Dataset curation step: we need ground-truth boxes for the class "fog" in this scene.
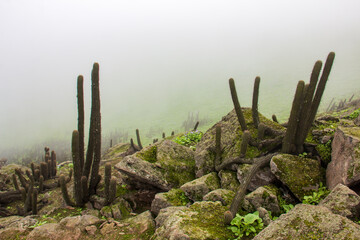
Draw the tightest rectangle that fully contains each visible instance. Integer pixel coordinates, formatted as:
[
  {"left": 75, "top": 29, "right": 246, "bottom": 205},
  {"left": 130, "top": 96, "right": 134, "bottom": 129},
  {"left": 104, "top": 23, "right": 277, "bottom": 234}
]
[{"left": 1, "top": 0, "right": 360, "bottom": 159}]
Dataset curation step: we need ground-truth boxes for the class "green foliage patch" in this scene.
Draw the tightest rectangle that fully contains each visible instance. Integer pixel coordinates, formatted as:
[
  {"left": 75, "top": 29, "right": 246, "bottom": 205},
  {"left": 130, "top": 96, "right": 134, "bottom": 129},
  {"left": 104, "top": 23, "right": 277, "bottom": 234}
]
[
  {"left": 228, "top": 211, "right": 264, "bottom": 239},
  {"left": 302, "top": 182, "right": 330, "bottom": 205},
  {"left": 174, "top": 130, "right": 203, "bottom": 148}
]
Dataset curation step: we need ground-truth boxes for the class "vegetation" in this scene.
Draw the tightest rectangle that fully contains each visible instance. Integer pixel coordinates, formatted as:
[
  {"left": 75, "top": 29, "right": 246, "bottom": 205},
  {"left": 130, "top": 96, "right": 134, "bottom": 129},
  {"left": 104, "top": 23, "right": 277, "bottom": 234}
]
[
  {"left": 302, "top": 182, "right": 330, "bottom": 205},
  {"left": 228, "top": 211, "right": 264, "bottom": 239},
  {"left": 174, "top": 130, "right": 203, "bottom": 148}
]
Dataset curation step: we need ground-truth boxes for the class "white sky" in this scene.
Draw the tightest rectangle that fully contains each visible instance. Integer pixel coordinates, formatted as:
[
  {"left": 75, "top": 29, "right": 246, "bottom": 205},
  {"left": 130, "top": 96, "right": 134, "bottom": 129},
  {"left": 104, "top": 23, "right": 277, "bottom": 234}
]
[{"left": 0, "top": 0, "right": 360, "bottom": 150}]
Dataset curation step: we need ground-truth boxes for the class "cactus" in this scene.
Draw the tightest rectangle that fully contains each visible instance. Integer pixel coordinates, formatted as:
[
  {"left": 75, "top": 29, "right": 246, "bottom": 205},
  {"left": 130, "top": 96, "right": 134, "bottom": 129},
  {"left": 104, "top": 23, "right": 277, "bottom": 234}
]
[
  {"left": 60, "top": 174, "right": 74, "bottom": 206},
  {"left": 40, "top": 162, "right": 48, "bottom": 181},
  {"left": 136, "top": 129, "right": 143, "bottom": 149},
  {"left": 77, "top": 75, "right": 85, "bottom": 171},
  {"left": 282, "top": 81, "right": 305, "bottom": 153},
  {"left": 72, "top": 130, "right": 83, "bottom": 207},
  {"left": 15, "top": 168, "right": 28, "bottom": 191},
  {"left": 229, "top": 78, "right": 247, "bottom": 131},
  {"left": 30, "top": 163, "right": 35, "bottom": 177},
  {"left": 214, "top": 126, "right": 222, "bottom": 167},
  {"left": 24, "top": 183, "right": 33, "bottom": 213},
  {"left": 107, "top": 177, "right": 117, "bottom": 204},
  {"left": 162, "top": 132, "right": 166, "bottom": 139},
  {"left": 272, "top": 114, "right": 278, "bottom": 123},
  {"left": 39, "top": 175, "right": 44, "bottom": 192},
  {"left": 193, "top": 121, "right": 199, "bottom": 131},
  {"left": 81, "top": 176, "right": 89, "bottom": 203},
  {"left": 252, "top": 76, "right": 260, "bottom": 128},
  {"left": 257, "top": 123, "right": 266, "bottom": 141},
  {"left": 26, "top": 170, "right": 35, "bottom": 185},
  {"left": 51, "top": 151, "right": 57, "bottom": 177},
  {"left": 12, "top": 174, "right": 19, "bottom": 191},
  {"left": 240, "top": 130, "right": 251, "bottom": 156},
  {"left": 32, "top": 189, "right": 38, "bottom": 215},
  {"left": 171, "top": 131, "right": 175, "bottom": 136}
]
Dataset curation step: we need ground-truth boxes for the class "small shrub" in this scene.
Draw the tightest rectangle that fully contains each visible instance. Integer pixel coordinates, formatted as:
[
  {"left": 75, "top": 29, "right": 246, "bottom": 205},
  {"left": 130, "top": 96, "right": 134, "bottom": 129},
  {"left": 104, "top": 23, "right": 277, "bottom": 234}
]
[
  {"left": 302, "top": 182, "right": 330, "bottom": 205},
  {"left": 174, "top": 130, "right": 203, "bottom": 147},
  {"left": 316, "top": 140, "right": 332, "bottom": 164},
  {"left": 228, "top": 211, "right": 264, "bottom": 239},
  {"left": 346, "top": 108, "right": 360, "bottom": 120}
]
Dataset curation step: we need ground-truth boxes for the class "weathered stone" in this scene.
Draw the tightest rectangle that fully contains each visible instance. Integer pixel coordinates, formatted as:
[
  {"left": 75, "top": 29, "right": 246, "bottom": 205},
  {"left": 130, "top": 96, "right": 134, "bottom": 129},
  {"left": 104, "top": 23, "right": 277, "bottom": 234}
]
[
  {"left": 254, "top": 204, "right": 360, "bottom": 240},
  {"left": 27, "top": 223, "right": 82, "bottom": 240},
  {"left": 326, "top": 126, "right": 360, "bottom": 190},
  {"left": 245, "top": 186, "right": 281, "bottom": 215},
  {"left": 114, "top": 140, "right": 195, "bottom": 191},
  {"left": 319, "top": 183, "right": 360, "bottom": 220},
  {"left": 355, "top": 114, "right": 360, "bottom": 126},
  {"left": 218, "top": 170, "right": 239, "bottom": 192},
  {"left": 89, "top": 195, "right": 107, "bottom": 210},
  {"left": 85, "top": 225, "right": 97, "bottom": 236},
  {"left": 59, "top": 214, "right": 104, "bottom": 232},
  {"left": 195, "top": 108, "right": 284, "bottom": 177},
  {"left": 151, "top": 192, "right": 173, "bottom": 216},
  {"left": 270, "top": 154, "right": 325, "bottom": 200},
  {"left": 180, "top": 172, "right": 220, "bottom": 201},
  {"left": 202, "top": 189, "right": 235, "bottom": 206},
  {"left": 0, "top": 216, "right": 37, "bottom": 230},
  {"left": 257, "top": 206, "right": 272, "bottom": 227},
  {"left": 100, "top": 222, "right": 115, "bottom": 235},
  {"left": 102, "top": 143, "right": 131, "bottom": 160},
  {"left": 100, "top": 198, "right": 132, "bottom": 220},
  {"left": 153, "top": 201, "right": 234, "bottom": 239},
  {"left": 237, "top": 165, "right": 276, "bottom": 192}
]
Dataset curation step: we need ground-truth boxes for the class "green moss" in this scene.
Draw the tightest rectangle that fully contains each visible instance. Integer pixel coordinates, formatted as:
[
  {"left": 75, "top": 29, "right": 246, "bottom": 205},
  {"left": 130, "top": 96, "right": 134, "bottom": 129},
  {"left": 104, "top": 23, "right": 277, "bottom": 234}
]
[
  {"left": 204, "top": 172, "right": 220, "bottom": 188},
  {"left": 315, "top": 140, "right": 332, "bottom": 164},
  {"left": 164, "top": 188, "right": 190, "bottom": 206},
  {"left": 345, "top": 108, "right": 360, "bottom": 120},
  {"left": 136, "top": 145, "right": 157, "bottom": 163},
  {"left": 106, "top": 144, "right": 130, "bottom": 158},
  {"left": 48, "top": 207, "right": 83, "bottom": 221}
]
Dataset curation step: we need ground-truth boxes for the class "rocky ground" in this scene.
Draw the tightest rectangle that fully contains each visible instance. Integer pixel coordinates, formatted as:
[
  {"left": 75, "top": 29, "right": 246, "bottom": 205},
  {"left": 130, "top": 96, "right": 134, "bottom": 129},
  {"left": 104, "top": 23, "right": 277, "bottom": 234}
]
[{"left": 0, "top": 99, "right": 360, "bottom": 240}]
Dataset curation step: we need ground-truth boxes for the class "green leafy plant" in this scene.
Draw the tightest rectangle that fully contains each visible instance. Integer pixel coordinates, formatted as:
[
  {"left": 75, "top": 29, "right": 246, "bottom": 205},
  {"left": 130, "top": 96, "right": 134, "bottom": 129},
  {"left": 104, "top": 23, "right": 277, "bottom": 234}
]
[
  {"left": 302, "top": 182, "right": 330, "bottom": 205},
  {"left": 298, "top": 152, "right": 308, "bottom": 158},
  {"left": 228, "top": 211, "right": 264, "bottom": 239},
  {"left": 28, "top": 220, "right": 48, "bottom": 229},
  {"left": 174, "top": 130, "right": 203, "bottom": 147},
  {"left": 316, "top": 140, "right": 332, "bottom": 163},
  {"left": 346, "top": 108, "right": 360, "bottom": 120},
  {"left": 282, "top": 204, "right": 294, "bottom": 213}
]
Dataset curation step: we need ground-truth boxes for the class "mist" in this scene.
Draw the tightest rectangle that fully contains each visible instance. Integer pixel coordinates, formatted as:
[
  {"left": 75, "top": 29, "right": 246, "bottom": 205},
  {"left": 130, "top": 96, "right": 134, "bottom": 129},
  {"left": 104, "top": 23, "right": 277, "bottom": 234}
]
[{"left": 1, "top": 0, "right": 360, "bottom": 160}]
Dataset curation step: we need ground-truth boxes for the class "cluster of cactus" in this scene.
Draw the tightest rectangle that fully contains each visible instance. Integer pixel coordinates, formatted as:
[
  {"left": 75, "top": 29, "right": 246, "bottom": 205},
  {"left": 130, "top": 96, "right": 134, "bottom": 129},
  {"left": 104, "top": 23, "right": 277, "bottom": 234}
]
[
  {"left": 222, "top": 52, "right": 335, "bottom": 224},
  {"left": 60, "top": 63, "right": 117, "bottom": 207}
]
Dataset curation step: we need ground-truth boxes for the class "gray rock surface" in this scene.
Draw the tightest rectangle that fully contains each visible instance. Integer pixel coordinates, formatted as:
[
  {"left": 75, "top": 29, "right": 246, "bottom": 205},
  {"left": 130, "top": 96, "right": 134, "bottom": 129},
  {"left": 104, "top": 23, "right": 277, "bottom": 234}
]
[
  {"left": 237, "top": 165, "right": 276, "bottom": 192},
  {"left": 218, "top": 170, "right": 239, "bottom": 192},
  {"left": 245, "top": 186, "right": 281, "bottom": 215},
  {"left": 180, "top": 172, "right": 221, "bottom": 201},
  {"left": 202, "top": 189, "right": 235, "bottom": 206}
]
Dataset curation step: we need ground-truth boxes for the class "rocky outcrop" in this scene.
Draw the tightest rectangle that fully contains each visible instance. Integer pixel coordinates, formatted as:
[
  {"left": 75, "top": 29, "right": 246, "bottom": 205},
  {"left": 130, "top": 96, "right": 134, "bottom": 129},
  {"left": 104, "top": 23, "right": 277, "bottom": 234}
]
[
  {"left": 270, "top": 154, "right": 325, "bottom": 200},
  {"left": 319, "top": 183, "right": 360, "bottom": 220},
  {"left": 180, "top": 172, "right": 221, "bottom": 201},
  {"left": 244, "top": 186, "right": 281, "bottom": 215},
  {"left": 203, "top": 189, "right": 235, "bottom": 206},
  {"left": 194, "top": 108, "right": 283, "bottom": 177},
  {"left": 100, "top": 198, "right": 132, "bottom": 220},
  {"left": 254, "top": 204, "right": 360, "bottom": 240},
  {"left": 153, "top": 201, "right": 234, "bottom": 239},
  {"left": 114, "top": 140, "right": 195, "bottom": 191},
  {"left": 151, "top": 189, "right": 190, "bottom": 216},
  {"left": 326, "top": 126, "right": 360, "bottom": 190},
  {"left": 218, "top": 170, "right": 239, "bottom": 192}
]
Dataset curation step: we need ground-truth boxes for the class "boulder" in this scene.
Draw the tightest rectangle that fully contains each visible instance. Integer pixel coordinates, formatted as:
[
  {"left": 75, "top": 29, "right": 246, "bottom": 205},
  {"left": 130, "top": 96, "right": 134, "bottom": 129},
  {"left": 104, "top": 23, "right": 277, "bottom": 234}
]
[
  {"left": 151, "top": 189, "right": 190, "bottom": 216},
  {"left": 218, "top": 170, "right": 239, "bottom": 192},
  {"left": 100, "top": 198, "right": 132, "bottom": 220},
  {"left": 153, "top": 201, "right": 234, "bottom": 239},
  {"left": 270, "top": 154, "right": 325, "bottom": 200},
  {"left": 244, "top": 186, "right": 281, "bottom": 215},
  {"left": 59, "top": 214, "right": 104, "bottom": 232},
  {"left": 27, "top": 223, "right": 82, "bottom": 240},
  {"left": 202, "top": 189, "right": 235, "bottom": 206},
  {"left": 195, "top": 108, "right": 284, "bottom": 177},
  {"left": 254, "top": 204, "right": 360, "bottom": 240},
  {"left": 180, "top": 172, "right": 221, "bottom": 201},
  {"left": 237, "top": 164, "right": 276, "bottom": 191},
  {"left": 114, "top": 140, "right": 195, "bottom": 191},
  {"left": 326, "top": 126, "right": 360, "bottom": 190},
  {"left": 319, "top": 183, "right": 360, "bottom": 220},
  {"left": 0, "top": 215, "right": 37, "bottom": 230}
]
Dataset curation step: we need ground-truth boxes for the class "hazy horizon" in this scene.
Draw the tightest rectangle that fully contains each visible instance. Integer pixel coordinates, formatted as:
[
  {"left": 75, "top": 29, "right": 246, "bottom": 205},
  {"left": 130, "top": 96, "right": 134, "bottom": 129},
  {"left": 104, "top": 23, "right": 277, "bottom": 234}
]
[{"left": 1, "top": 0, "right": 360, "bottom": 158}]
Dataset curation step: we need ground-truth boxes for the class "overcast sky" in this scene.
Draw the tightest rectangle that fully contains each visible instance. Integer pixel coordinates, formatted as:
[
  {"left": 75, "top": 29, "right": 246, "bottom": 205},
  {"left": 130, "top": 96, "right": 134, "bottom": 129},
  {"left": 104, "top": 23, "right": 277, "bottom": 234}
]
[{"left": 1, "top": 0, "right": 360, "bottom": 151}]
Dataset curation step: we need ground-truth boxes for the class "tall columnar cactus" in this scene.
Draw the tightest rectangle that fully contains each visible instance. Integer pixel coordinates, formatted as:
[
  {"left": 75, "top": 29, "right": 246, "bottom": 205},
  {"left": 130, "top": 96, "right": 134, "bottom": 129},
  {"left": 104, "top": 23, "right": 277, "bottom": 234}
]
[
  {"left": 252, "top": 76, "right": 260, "bottom": 128},
  {"left": 229, "top": 78, "right": 247, "bottom": 131},
  {"left": 240, "top": 130, "right": 251, "bottom": 156},
  {"left": 282, "top": 81, "right": 305, "bottom": 153},
  {"left": 40, "top": 162, "right": 48, "bottom": 181},
  {"left": 60, "top": 174, "right": 74, "bottom": 206},
  {"left": 104, "top": 163, "right": 111, "bottom": 203},
  {"left": 72, "top": 130, "right": 83, "bottom": 207},
  {"left": 107, "top": 177, "right": 117, "bottom": 204},
  {"left": 77, "top": 75, "right": 85, "bottom": 171},
  {"left": 12, "top": 174, "right": 19, "bottom": 191},
  {"left": 214, "top": 126, "right": 222, "bottom": 167},
  {"left": 257, "top": 123, "right": 266, "bottom": 141},
  {"left": 51, "top": 151, "right": 57, "bottom": 178},
  {"left": 32, "top": 189, "right": 38, "bottom": 215},
  {"left": 272, "top": 114, "right": 278, "bottom": 123},
  {"left": 193, "top": 121, "right": 199, "bottom": 131},
  {"left": 136, "top": 129, "right": 143, "bottom": 149}
]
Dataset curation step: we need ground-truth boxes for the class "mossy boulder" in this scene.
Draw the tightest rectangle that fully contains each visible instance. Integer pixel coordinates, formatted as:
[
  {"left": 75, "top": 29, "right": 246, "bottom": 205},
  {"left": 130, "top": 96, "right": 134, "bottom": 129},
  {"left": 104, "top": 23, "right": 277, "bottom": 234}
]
[
  {"left": 195, "top": 108, "right": 284, "bottom": 177},
  {"left": 153, "top": 201, "right": 234, "bottom": 239},
  {"left": 115, "top": 140, "right": 195, "bottom": 191},
  {"left": 151, "top": 189, "right": 190, "bottom": 216},
  {"left": 202, "top": 189, "right": 235, "bottom": 206},
  {"left": 254, "top": 204, "right": 360, "bottom": 240},
  {"left": 270, "top": 154, "right": 325, "bottom": 200},
  {"left": 180, "top": 172, "right": 221, "bottom": 201},
  {"left": 244, "top": 186, "right": 281, "bottom": 215},
  {"left": 326, "top": 126, "right": 360, "bottom": 189},
  {"left": 100, "top": 198, "right": 132, "bottom": 220},
  {"left": 218, "top": 170, "right": 239, "bottom": 192},
  {"left": 319, "top": 183, "right": 360, "bottom": 220},
  {"left": 237, "top": 164, "right": 276, "bottom": 191},
  {"left": 102, "top": 143, "right": 131, "bottom": 160}
]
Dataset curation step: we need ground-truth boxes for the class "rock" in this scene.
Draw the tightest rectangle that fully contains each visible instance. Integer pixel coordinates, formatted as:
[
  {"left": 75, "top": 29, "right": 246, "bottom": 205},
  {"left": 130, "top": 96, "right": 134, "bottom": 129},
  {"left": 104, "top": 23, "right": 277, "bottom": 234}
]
[
  {"left": 244, "top": 186, "right": 281, "bottom": 215},
  {"left": 100, "top": 222, "right": 116, "bottom": 235},
  {"left": 270, "top": 154, "right": 325, "bottom": 200},
  {"left": 100, "top": 198, "right": 132, "bottom": 220},
  {"left": 153, "top": 201, "right": 234, "bottom": 239},
  {"left": 237, "top": 165, "right": 276, "bottom": 192},
  {"left": 218, "top": 170, "right": 239, "bottom": 192},
  {"left": 27, "top": 223, "right": 82, "bottom": 240},
  {"left": 257, "top": 206, "right": 272, "bottom": 227},
  {"left": 0, "top": 215, "right": 37, "bottom": 230},
  {"left": 89, "top": 195, "right": 107, "bottom": 210},
  {"left": 59, "top": 214, "right": 104, "bottom": 232},
  {"left": 355, "top": 114, "right": 360, "bottom": 126},
  {"left": 85, "top": 225, "right": 97, "bottom": 236},
  {"left": 202, "top": 189, "right": 235, "bottom": 206},
  {"left": 180, "top": 172, "right": 221, "bottom": 201},
  {"left": 319, "top": 183, "right": 360, "bottom": 220},
  {"left": 102, "top": 143, "right": 131, "bottom": 160},
  {"left": 151, "top": 189, "right": 190, "bottom": 216},
  {"left": 253, "top": 204, "right": 360, "bottom": 240},
  {"left": 0, "top": 227, "right": 28, "bottom": 240},
  {"left": 115, "top": 140, "right": 195, "bottom": 191},
  {"left": 194, "top": 108, "right": 284, "bottom": 177},
  {"left": 326, "top": 126, "right": 360, "bottom": 189}
]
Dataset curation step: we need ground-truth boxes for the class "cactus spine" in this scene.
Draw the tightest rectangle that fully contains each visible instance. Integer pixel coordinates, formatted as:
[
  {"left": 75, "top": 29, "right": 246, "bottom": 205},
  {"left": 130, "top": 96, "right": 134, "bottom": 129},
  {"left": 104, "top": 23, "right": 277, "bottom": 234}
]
[
  {"left": 229, "top": 78, "right": 247, "bottom": 131},
  {"left": 252, "top": 76, "right": 260, "bottom": 128}
]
